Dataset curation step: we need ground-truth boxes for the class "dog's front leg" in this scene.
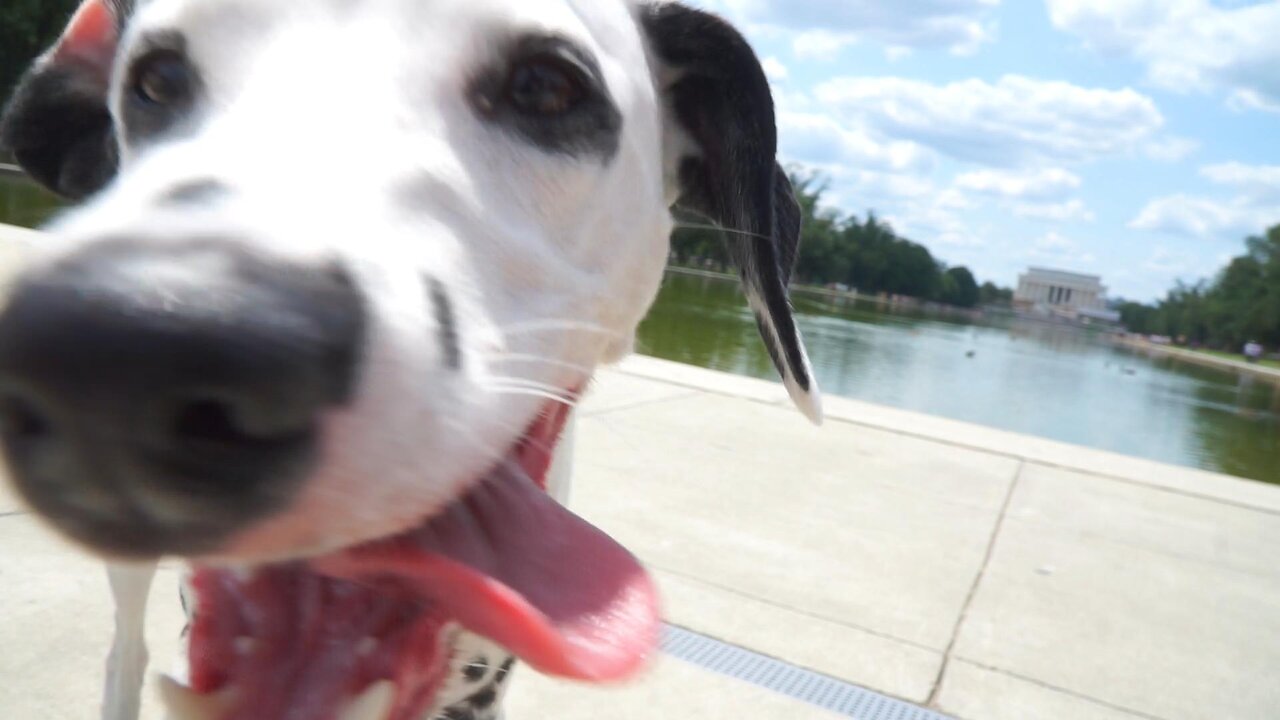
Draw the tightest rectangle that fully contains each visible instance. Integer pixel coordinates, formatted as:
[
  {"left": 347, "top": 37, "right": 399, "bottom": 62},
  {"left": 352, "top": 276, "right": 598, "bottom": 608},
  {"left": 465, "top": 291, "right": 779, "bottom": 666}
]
[{"left": 102, "top": 563, "right": 158, "bottom": 720}]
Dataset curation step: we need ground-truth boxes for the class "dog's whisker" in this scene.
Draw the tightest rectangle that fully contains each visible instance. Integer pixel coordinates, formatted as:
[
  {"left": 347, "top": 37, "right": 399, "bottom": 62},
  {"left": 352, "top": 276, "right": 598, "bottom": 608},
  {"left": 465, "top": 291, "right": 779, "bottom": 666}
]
[
  {"left": 672, "top": 220, "right": 772, "bottom": 242},
  {"left": 0, "top": 3, "right": 826, "bottom": 719},
  {"left": 482, "top": 386, "right": 579, "bottom": 410},
  {"left": 484, "top": 353, "right": 596, "bottom": 375},
  {"left": 497, "top": 319, "right": 621, "bottom": 340},
  {"left": 484, "top": 374, "right": 578, "bottom": 391},
  {"left": 485, "top": 388, "right": 578, "bottom": 408},
  {"left": 484, "top": 376, "right": 581, "bottom": 400}
]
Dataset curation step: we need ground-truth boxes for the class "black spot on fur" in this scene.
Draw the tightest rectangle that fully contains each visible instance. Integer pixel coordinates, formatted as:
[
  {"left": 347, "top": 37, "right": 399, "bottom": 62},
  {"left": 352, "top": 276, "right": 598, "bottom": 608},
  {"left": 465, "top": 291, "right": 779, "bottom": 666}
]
[
  {"left": 641, "top": 3, "right": 812, "bottom": 396},
  {"left": 161, "top": 178, "right": 227, "bottom": 205},
  {"left": 463, "top": 657, "right": 488, "bottom": 683},
  {"left": 427, "top": 277, "right": 461, "bottom": 370},
  {"left": 754, "top": 312, "right": 785, "bottom": 381},
  {"left": 470, "top": 687, "right": 498, "bottom": 710},
  {"left": 494, "top": 657, "right": 516, "bottom": 683}
]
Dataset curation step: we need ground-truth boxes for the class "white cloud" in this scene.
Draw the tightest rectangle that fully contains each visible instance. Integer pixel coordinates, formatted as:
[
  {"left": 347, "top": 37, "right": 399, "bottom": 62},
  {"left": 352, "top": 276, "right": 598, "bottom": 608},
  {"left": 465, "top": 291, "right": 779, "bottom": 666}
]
[
  {"left": 955, "top": 167, "right": 1082, "bottom": 200},
  {"left": 801, "top": 167, "right": 988, "bottom": 251},
  {"left": 777, "top": 111, "right": 934, "bottom": 172},
  {"left": 1046, "top": 0, "right": 1280, "bottom": 113},
  {"left": 791, "top": 30, "right": 853, "bottom": 61},
  {"left": 1143, "top": 246, "right": 1200, "bottom": 276},
  {"left": 950, "top": 169, "right": 1094, "bottom": 222},
  {"left": 1228, "top": 89, "right": 1280, "bottom": 114},
  {"left": 885, "top": 45, "right": 913, "bottom": 61},
  {"left": 761, "top": 56, "right": 789, "bottom": 81},
  {"left": 1029, "top": 231, "right": 1098, "bottom": 266},
  {"left": 852, "top": 170, "right": 937, "bottom": 200},
  {"left": 1144, "top": 136, "right": 1200, "bottom": 162},
  {"left": 932, "top": 231, "right": 989, "bottom": 248},
  {"left": 1015, "top": 199, "right": 1097, "bottom": 222},
  {"left": 887, "top": 203, "right": 989, "bottom": 249},
  {"left": 1201, "top": 162, "right": 1280, "bottom": 203},
  {"left": 1131, "top": 161, "right": 1280, "bottom": 238},
  {"left": 709, "top": 0, "right": 1001, "bottom": 55},
  {"left": 1129, "top": 194, "right": 1276, "bottom": 238},
  {"left": 814, "top": 75, "right": 1165, "bottom": 166},
  {"left": 1036, "top": 231, "right": 1076, "bottom": 251}
]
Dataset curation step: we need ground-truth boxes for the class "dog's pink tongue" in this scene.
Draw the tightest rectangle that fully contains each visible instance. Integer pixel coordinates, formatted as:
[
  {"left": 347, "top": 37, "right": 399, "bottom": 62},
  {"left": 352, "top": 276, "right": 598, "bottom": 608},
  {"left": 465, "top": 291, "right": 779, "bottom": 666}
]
[
  {"left": 185, "top": 400, "right": 659, "bottom": 719},
  {"left": 189, "top": 469, "right": 659, "bottom": 720},
  {"left": 322, "top": 464, "right": 661, "bottom": 682}
]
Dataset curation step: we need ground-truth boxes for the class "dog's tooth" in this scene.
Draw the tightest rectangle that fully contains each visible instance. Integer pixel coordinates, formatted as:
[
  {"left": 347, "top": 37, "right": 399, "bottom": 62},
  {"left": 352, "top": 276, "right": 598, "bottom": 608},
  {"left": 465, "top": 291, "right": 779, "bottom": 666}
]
[
  {"left": 158, "top": 676, "right": 234, "bottom": 720},
  {"left": 337, "top": 680, "right": 396, "bottom": 720},
  {"left": 230, "top": 566, "right": 257, "bottom": 582}
]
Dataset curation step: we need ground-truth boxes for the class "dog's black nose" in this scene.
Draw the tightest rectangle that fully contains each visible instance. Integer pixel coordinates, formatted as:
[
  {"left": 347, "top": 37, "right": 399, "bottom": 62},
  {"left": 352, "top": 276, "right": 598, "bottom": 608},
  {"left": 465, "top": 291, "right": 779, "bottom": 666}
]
[{"left": 0, "top": 240, "right": 365, "bottom": 558}]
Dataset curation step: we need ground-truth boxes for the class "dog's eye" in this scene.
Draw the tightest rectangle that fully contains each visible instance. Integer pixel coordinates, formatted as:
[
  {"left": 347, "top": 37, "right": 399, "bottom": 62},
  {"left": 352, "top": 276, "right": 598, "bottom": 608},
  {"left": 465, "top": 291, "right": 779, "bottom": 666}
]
[
  {"left": 506, "top": 54, "right": 587, "bottom": 116},
  {"left": 131, "top": 51, "right": 192, "bottom": 107},
  {"left": 472, "top": 38, "right": 620, "bottom": 156}
]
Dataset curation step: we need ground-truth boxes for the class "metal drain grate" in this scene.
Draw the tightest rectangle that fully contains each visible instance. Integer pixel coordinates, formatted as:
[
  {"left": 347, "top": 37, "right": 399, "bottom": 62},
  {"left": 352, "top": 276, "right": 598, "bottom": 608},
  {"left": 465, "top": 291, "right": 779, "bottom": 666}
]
[{"left": 661, "top": 625, "right": 954, "bottom": 720}]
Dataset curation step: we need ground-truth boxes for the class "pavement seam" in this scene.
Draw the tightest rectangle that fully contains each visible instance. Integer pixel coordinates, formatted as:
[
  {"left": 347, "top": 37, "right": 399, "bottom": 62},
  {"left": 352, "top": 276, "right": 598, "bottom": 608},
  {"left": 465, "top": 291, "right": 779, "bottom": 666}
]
[
  {"left": 650, "top": 563, "right": 941, "bottom": 654},
  {"left": 948, "top": 658, "right": 1172, "bottom": 720},
  {"left": 926, "top": 460, "right": 1021, "bottom": 707},
  {"left": 579, "top": 390, "right": 701, "bottom": 418},
  {"left": 617, "top": 368, "right": 1280, "bottom": 517},
  {"left": 0, "top": 510, "right": 26, "bottom": 519}
]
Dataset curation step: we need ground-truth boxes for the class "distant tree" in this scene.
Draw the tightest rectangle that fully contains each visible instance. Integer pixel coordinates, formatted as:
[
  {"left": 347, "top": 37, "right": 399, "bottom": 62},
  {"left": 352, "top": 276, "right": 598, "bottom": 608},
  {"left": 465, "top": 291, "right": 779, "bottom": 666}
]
[
  {"left": 1117, "top": 301, "right": 1156, "bottom": 331},
  {"left": 979, "top": 281, "right": 1013, "bottom": 306},
  {"left": 1, "top": 1, "right": 78, "bottom": 101},
  {"left": 669, "top": 217, "right": 729, "bottom": 269},
  {"left": 1123, "top": 223, "right": 1280, "bottom": 351},
  {"left": 940, "top": 266, "right": 980, "bottom": 308},
  {"left": 667, "top": 168, "right": 1006, "bottom": 307}
]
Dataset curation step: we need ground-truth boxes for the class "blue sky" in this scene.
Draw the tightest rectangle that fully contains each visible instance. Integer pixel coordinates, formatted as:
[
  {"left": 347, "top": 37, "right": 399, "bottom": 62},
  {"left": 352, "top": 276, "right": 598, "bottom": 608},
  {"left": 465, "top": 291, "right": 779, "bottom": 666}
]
[{"left": 694, "top": 0, "right": 1280, "bottom": 301}]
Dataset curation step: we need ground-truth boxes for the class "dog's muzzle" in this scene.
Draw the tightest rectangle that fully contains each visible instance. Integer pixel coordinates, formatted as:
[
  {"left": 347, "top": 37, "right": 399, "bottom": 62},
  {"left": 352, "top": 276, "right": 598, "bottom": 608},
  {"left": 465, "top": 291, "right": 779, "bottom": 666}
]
[{"left": 0, "top": 239, "right": 365, "bottom": 558}]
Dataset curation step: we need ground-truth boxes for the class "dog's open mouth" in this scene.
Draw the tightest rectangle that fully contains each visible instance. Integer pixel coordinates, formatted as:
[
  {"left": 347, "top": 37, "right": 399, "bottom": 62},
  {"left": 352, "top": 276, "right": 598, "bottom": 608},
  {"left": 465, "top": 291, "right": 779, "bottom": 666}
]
[{"left": 162, "top": 400, "right": 660, "bottom": 720}]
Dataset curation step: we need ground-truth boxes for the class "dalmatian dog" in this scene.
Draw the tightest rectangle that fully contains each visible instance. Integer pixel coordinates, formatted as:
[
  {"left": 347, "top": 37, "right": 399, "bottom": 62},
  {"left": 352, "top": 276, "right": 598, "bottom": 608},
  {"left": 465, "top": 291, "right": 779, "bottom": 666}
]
[{"left": 0, "top": 0, "right": 822, "bottom": 718}]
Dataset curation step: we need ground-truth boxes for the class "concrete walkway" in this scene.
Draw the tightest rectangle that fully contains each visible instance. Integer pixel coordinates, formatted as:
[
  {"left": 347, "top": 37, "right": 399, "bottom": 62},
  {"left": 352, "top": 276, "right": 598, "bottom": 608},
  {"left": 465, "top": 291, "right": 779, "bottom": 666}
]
[{"left": 1, "top": 355, "right": 1277, "bottom": 719}]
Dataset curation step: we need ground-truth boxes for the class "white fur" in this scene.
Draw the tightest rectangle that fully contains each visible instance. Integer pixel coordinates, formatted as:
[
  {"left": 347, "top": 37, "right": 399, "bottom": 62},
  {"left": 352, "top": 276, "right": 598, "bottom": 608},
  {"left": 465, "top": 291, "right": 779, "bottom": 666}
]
[
  {"left": 37, "top": 0, "right": 672, "bottom": 564},
  {"left": 16, "top": 2, "right": 818, "bottom": 718},
  {"left": 46, "top": 2, "right": 671, "bottom": 718}
]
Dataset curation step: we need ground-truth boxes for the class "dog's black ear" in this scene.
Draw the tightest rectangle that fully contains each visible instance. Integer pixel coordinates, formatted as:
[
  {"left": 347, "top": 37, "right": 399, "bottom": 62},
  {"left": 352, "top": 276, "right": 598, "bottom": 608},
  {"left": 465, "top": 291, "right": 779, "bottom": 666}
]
[
  {"left": 0, "top": 0, "right": 126, "bottom": 200},
  {"left": 641, "top": 3, "right": 822, "bottom": 424}
]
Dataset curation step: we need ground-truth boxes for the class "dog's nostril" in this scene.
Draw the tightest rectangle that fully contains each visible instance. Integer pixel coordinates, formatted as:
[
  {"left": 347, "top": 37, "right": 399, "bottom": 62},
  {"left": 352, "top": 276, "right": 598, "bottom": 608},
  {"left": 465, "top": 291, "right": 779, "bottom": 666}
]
[
  {"left": 169, "top": 395, "right": 314, "bottom": 447},
  {"left": 172, "top": 399, "right": 245, "bottom": 445},
  {"left": 0, "top": 395, "right": 51, "bottom": 441}
]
